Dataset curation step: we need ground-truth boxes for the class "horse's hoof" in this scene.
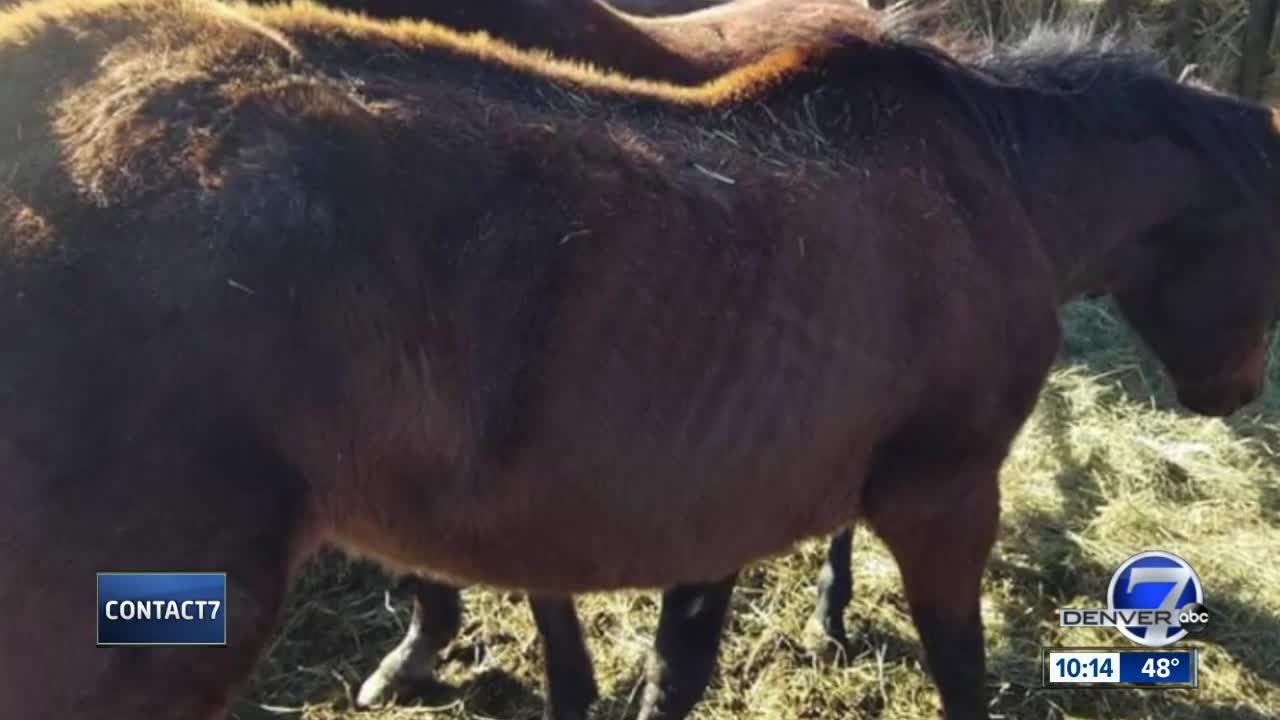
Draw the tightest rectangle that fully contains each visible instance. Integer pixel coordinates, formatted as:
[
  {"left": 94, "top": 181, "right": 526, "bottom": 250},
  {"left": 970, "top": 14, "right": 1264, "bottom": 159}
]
[
  {"left": 355, "top": 652, "right": 437, "bottom": 708},
  {"left": 227, "top": 701, "right": 297, "bottom": 720},
  {"left": 541, "top": 686, "right": 597, "bottom": 720},
  {"left": 355, "top": 671, "right": 398, "bottom": 709},
  {"left": 802, "top": 615, "right": 851, "bottom": 661}
]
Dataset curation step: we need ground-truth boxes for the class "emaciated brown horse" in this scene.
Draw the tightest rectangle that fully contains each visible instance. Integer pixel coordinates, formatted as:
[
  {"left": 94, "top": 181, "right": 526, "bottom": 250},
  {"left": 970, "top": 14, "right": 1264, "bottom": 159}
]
[
  {"left": 1, "top": 4, "right": 1277, "bottom": 720},
  {"left": 321, "top": 0, "right": 903, "bottom": 713}
]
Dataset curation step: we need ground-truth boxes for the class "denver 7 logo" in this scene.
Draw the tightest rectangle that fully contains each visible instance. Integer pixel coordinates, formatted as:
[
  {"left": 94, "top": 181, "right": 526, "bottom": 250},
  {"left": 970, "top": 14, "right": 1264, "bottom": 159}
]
[{"left": 1108, "top": 552, "right": 1204, "bottom": 647}]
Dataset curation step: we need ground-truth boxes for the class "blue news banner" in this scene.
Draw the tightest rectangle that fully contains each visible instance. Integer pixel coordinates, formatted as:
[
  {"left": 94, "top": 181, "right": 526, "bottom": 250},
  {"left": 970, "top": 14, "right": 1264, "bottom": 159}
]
[
  {"left": 1043, "top": 648, "right": 1197, "bottom": 688},
  {"left": 97, "top": 573, "right": 227, "bottom": 646}
]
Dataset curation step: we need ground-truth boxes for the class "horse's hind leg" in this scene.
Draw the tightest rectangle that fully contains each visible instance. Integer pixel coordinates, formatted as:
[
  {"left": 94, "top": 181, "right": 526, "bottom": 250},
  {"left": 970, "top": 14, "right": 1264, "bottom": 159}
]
[
  {"left": 636, "top": 572, "right": 738, "bottom": 720},
  {"left": 809, "top": 528, "right": 854, "bottom": 651},
  {"left": 528, "top": 595, "right": 598, "bottom": 720},
  {"left": 356, "top": 576, "right": 463, "bottom": 708},
  {"left": 865, "top": 463, "right": 999, "bottom": 720},
  {"left": 0, "top": 435, "right": 305, "bottom": 719}
]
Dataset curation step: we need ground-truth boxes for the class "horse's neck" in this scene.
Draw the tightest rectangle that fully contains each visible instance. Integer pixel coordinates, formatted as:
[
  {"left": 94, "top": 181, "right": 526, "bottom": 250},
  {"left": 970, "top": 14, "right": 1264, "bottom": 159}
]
[
  {"left": 450, "top": 0, "right": 604, "bottom": 45},
  {"left": 544, "top": 1, "right": 714, "bottom": 83},
  {"left": 346, "top": 0, "right": 621, "bottom": 59},
  {"left": 632, "top": 0, "right": 879, "bottom": 80},
  {"left": 1021, "top": 134, "right": 1207, "bottom": 301},
  {"left": 426, "top": 0, "right": 709, "bottom": 84}
]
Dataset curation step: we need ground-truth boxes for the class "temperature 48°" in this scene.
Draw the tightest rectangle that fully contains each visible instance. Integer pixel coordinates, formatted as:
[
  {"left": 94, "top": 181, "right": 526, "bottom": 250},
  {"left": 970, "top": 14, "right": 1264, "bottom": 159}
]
[{"left": 1141, "top": 657, "right": 1180, "bottom": 678}]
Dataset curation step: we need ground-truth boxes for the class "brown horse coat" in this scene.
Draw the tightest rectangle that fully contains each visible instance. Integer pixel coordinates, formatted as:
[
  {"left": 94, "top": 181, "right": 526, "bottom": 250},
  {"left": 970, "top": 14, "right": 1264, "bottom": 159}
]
[
  {"left": 2, "top": 0, "right": 1046, "bottom": 590},
  {"left": 3, "top": 1, "right": 1278, "bottom": 718}
]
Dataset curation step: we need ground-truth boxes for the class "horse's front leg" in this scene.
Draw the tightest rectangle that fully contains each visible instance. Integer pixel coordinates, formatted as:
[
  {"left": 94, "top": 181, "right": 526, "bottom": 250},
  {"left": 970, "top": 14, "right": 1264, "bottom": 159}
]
[
  {"left": 636, "top": 572, "right": 739, "bottom": 720},
  {"left": 528, "top": 595, "right": 598, "bottom": 720},
  {"left": 809, "top": 528, "right": 854, "bottom": 651},
  {"left": 356, "top": 576, "right": 463, "bottom": 708},
  {"left": 865, "top": 459, "right": 1000, "bottom": 720}
]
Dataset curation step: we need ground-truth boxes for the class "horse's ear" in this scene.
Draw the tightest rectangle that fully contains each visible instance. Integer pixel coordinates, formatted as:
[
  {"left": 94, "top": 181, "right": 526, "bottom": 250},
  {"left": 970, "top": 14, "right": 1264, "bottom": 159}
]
[{"left": 1272, "top": 107, "right": 1280, "bottom": 136}]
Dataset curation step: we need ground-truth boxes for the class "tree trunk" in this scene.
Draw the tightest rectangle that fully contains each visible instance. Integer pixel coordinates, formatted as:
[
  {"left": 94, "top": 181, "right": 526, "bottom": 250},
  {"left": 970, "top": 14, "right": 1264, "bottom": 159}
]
[{"left": 1239, "top": 0, "right": 1280, "bottom": 99}]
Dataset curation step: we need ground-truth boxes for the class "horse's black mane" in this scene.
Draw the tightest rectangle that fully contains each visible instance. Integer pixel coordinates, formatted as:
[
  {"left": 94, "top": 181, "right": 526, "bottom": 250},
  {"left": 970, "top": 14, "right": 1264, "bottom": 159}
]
[
  {"left": 973, "top": 26, "right": 1223, "bottom": 142},
  {"left": 879, "top": 17, "right": 1277, "bottom": 203}
]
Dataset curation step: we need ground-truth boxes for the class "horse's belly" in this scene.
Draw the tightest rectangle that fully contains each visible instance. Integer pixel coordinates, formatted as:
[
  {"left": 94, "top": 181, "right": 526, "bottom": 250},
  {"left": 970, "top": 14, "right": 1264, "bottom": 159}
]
[{"left": 390, "top": 444, "right": 868, "bottom": 593}]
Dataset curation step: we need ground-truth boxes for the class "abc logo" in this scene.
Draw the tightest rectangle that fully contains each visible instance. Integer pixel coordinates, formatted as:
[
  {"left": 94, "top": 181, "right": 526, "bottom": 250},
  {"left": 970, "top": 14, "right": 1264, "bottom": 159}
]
[
  {"left": 1108, "top": 551, "right": 1205, "bottom": 647},
  {"left": 1178, "top": 602, "right": 1211, "bottom": 632}
]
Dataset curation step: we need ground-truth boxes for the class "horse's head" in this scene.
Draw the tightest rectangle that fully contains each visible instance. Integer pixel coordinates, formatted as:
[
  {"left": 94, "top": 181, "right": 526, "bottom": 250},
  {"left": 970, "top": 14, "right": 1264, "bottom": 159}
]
[
  {"left": 1105, "top": 103, "right": 1280, "bottom": 417},
  {"left": 933, "top": 26, "right": 1280, "bottom": 416},
  {"left": 1110, "top": 193, "right": 1279, "bottom": 417}
]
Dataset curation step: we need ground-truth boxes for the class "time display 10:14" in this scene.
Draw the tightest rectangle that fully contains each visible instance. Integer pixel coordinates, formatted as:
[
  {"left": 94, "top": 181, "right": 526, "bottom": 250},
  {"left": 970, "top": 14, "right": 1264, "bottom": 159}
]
[{"left": 1047, "top": 651, "right": 1121, "bottom": 683}]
